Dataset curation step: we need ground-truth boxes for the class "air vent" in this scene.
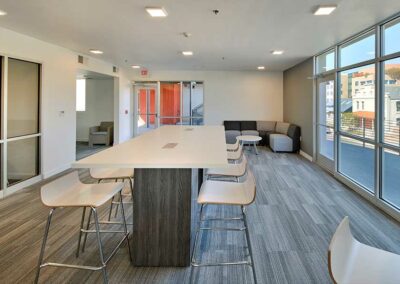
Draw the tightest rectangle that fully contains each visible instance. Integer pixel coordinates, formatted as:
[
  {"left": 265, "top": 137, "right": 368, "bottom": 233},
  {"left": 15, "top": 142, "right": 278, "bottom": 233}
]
[
  {"left": 78, "top": 55, "right": 84, "bottom": 64},
  {"left": 113, "top": 66, "right": 118, "bottom": 73}
]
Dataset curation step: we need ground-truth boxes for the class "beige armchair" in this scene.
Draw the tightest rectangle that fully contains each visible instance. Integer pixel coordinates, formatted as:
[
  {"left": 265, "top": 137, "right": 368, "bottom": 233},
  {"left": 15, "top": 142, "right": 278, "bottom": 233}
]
[{"left": 89, "top": 121, "right": 114, "bottom": 147}]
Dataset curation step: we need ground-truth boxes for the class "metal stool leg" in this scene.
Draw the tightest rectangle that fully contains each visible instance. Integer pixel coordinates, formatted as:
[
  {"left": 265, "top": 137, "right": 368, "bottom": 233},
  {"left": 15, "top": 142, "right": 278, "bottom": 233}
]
[
  {"left": 118, "top": 191, "right": 132, "bottom": 262},
  {"left": 35, "top": 208, "right": 55, "bottom": 284},
  {"left": 113, "top": 179, "right": 120, "bottom": 218},
  {"left": 242, "top": 206, "right": 257, "bottom": 284},
  {"left": 107, "top": 196, "right": 115, "bottom": 221},
  {"left": 82, "top": 208, "right": 93, "bottom": 253},
  {"left": 92, "top": 207, "right": 108, "bottom": 284},
  {"left": 76, "top": 207, "right": 86, "bottom": 257}
]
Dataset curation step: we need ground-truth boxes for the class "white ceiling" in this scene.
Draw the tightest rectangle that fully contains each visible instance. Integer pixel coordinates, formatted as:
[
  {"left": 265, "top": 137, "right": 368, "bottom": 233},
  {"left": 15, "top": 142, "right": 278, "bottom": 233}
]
[{"left": 0, "top": 0, "right": 400, "bottom": 71}]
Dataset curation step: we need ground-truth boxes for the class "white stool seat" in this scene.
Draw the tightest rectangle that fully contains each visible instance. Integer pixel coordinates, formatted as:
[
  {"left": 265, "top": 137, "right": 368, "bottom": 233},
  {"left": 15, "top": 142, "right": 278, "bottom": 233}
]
[
  {"left": 41, "top": 172, "right": 124, "bottom": 208},
  {"left": 207, "top": 155, "right": 247, "bottom": 178},
  {"left": 227, "top": 144, "right": 243, "bottom": 160},
  {"left": 329, "top": 216, "right": 400, "bottom": 284},
  {"left": 198, "top": 171, "right": 255, "bottom": 205},
  {"left": 90, "top": 168, "right": 134, "bottom": 180},
  {"left": 226, "top": 139, "right": 239, "bottom": 151}
]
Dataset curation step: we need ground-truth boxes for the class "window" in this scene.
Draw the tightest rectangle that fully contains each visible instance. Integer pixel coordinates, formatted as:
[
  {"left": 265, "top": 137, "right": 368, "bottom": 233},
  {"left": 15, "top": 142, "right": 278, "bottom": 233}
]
[
  {"left": 383, "top": 17, "right": 400, "bottom": 56},
  {"left": 383, "top": 58, "right": 400, "bottom": 146},
  {"left": 339, "top": 30, "right": 375, "bottom": 67},
  {"left": 339, "top": 136, "right": 375, "bottom": 192},
  {"left": 316, "top": 50, "right": 335, "bottom": 74},
  {"left": 381, "top": 148, "right": 400, "bottom": 208},
  {"left": 76, "top": 79, "right": 86, "bottom": 111},
  {"left": 339, "top": 65, "right": 375, "bottom": 140}
]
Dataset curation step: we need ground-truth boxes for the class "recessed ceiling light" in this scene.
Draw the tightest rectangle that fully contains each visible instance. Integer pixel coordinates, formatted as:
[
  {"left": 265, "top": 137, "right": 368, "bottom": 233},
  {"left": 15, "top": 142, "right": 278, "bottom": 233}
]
[
  {"left": 257, "top": 66, "right": 265, "bottom": 70},
  {"left": 182, "top": 51, "right": 193, "bottom": 56},
  {"left": 131, "top": 65, "right": 141, "bottom": 69},
  {"left": 271, "top": 50, "right": 284, "bottom": 55},
  {"left": 0, "top": 10, "right": 7, "bottom": 16},
  {"left": 146, "top": 7, "right": 168, "bottom": 17},
  {"left": 313, "top": 5, "right": 337, "bottom": 16},
  {"left": 89, "top": 49, "right": 103, "bottom": 54}
]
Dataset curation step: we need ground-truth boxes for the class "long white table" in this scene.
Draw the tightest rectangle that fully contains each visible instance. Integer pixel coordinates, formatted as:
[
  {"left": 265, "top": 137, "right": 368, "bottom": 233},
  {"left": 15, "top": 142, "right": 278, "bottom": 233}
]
[{"left": 72, "top": 125, "right": 228, "bottom": 267}]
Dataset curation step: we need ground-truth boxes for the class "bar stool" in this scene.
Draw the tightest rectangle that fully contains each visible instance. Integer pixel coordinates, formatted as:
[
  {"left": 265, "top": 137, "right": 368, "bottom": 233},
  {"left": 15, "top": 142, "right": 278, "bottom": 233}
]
[
  {"left": 191, "top": 171, "right": 257, "bottom": 284},
  {"left": 35, "top": 171, "right": 131, "bottom": 284},
  {"left": 227, "top": 144, "right": 243, "bottom": 163},
  {"left": 206, "top": 155, "right": 247, "bottom": 182},
  {"left": 89, "top": 168, "right": 134, "bottom": 220},
  {"left": 226, "top": 138, "right": 239, "bottom": 152}
]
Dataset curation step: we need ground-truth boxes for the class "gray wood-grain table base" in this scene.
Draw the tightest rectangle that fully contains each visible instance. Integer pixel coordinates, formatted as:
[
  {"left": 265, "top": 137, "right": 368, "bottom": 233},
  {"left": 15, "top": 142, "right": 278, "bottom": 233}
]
[{"left": 132, "top": 168, "right": 201, "bottom": 267}]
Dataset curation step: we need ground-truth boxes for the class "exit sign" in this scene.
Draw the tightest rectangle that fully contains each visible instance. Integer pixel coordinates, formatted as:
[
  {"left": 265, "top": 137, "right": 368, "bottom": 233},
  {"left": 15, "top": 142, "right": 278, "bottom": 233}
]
[{"left": 141, "top": 69, "right": 149, "bottom": 77}]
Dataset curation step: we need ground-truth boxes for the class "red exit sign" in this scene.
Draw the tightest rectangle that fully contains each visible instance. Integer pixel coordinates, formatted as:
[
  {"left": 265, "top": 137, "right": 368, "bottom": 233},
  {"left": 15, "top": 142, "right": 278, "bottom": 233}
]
[{"left": 140, "top": 69, "right": 149, "bottom": 77}]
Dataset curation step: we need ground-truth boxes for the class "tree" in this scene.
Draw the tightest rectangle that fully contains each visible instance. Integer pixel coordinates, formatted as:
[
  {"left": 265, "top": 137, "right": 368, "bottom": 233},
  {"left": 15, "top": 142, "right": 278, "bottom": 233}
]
[{"left": 386, "top": 67, "right": 400, "bottom": 81}]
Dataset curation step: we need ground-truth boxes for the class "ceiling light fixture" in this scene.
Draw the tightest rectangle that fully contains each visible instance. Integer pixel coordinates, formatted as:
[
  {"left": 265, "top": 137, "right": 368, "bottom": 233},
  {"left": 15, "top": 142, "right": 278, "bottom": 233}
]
[
  {"left": 182, "top": 51, "right": 193, "bottom": 56},
  {"left": 131, "top": 65, "right": 141, "bottom": 69},
  {"left": 271, "top": 50, "right": 284, "bottom": 55},
  {"left": 257, "top": 66, "right": 265, "bottom": 70},
  {"left": 146, "top": 7, "right": 168, "bottom": 17},
  {"left": 89, "top": 49, "right": 103, "bottom": 54},
  {"left": 313, "top": 5, "right": 337, "bottom": 16},
  {"left": 0, "top": 9, "right": 7, "bottom": 16}
]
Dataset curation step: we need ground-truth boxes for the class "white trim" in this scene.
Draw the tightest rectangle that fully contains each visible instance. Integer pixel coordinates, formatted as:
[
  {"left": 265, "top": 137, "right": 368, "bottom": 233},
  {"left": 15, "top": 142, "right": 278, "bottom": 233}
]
[
  {"left": 300, "top": 150, "right": 313, "bottom": 162},
  {"left": 42, "top": 162, "right": 71, "bottom": 179},
  {"left": 5, "top": 175, "right": 42, "bottom": 196}
]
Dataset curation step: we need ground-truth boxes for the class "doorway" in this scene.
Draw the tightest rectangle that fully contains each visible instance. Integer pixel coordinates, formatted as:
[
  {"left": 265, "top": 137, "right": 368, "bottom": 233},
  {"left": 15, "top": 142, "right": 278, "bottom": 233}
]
[
  {"left": 316, "top": 74, "right": 335, "bottom": 172},
  {"left": 136, "top": 83, "right": 158, "bottom": 135}
]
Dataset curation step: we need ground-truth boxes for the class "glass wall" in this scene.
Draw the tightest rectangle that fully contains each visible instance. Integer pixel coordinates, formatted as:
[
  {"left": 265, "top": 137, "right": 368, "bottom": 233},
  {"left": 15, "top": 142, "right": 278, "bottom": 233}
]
[{"left": 315, "top": 13, "right": 400, "bottom": 214}]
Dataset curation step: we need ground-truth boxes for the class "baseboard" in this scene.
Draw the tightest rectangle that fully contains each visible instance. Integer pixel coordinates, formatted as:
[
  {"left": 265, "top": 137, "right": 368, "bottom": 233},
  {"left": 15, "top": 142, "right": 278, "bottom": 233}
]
[
  {"left": 76, "top": 138, "right": 89, "bottom": 143},
  {"left": 299, "top": 150, "right": 313, "bottom": 162},
  {"left": 43, "top": 162, "right": 72, "bottom": 179}
]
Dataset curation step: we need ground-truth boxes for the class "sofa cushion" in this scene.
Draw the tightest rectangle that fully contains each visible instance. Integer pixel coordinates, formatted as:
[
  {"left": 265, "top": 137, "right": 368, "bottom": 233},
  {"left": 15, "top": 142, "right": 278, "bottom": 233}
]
[
  {"left": 257, "top": 121, "right": 276, "bottom": 132},
  {"left": 224, "top": 121, "right": 241, "bottom": 131},
  {"left": 270, "top": 134, "right": 293, "bottom": 152},
  {"left": 225, "top": 130, "right": 241, "bottom": 144},
  {"left": 241, "top": 130, "right": 259, "bottom": 136},
  {"left": 240, "top": 121, "right": 257, "bottom": 131},
  {"left": 275, "top": 122, "right": 290, "bottom": 134}
]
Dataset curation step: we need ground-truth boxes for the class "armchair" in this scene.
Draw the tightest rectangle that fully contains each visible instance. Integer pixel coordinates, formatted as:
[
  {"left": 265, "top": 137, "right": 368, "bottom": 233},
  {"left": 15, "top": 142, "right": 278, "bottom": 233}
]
[{"left": 89, "top": 121, "right": 114, "bottom": 147}]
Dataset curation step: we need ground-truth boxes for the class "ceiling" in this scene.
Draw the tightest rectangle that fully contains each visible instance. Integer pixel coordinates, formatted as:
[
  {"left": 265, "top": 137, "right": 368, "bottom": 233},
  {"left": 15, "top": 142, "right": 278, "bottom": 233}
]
[{"left": 0, "top": 0, "right": 400, "bottom": 71}]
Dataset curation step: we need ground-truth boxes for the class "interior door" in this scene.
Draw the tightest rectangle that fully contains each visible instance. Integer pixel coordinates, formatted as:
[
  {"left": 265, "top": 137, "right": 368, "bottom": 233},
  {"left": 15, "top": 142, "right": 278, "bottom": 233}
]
[
  {"left": 136, "top": 84, "right": 157, "bottom": 135},
  {"left": 316, "top": 74, "right": 335, "bottom": 172}
]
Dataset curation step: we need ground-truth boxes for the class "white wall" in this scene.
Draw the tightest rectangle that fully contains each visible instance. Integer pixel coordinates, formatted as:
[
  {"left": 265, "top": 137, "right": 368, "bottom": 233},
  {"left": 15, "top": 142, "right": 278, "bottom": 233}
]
[
  {"left": 130, "top": 70, "right": 283, "bottom": 134},
  {"left": 0, "top": 26, "right": 131, "bottom": 181},
  {"left": 76, "top": 78, "right": 114, "bottom": 142}
]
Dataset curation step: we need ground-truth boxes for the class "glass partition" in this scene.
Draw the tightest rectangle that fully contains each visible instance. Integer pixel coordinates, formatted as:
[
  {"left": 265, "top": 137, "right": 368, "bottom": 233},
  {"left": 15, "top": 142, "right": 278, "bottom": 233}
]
[
  {"left": 339, "top": 30, "right": 375, "bottom": 67},
  {"left": 316, "top": 50, "right": 335, "bottom": 74},
  {"left": 383, "top": 17, "right": 400, "bottom": 56}
]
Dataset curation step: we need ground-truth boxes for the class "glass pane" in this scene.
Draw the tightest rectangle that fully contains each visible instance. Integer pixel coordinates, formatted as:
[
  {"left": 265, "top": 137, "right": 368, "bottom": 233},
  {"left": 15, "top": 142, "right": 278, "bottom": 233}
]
[
  {"left": 182, "top": 82, "right": 191, "bottom": 118},
  {"left": 383, "top": 57, "right": 400, "bottom": 147},
  {"left": 8, "top": 58, "right": 40, "bottom": 138},
  {"left": 339, "top": 30, "right": 375, "bottom": 67},
  {"left": 76, "top": 79, "right": 86, "bottom": 111},
  {"left": 160, "top": 82, "right": 181, "bottom": 125},
  {"left": 316, "top": 50, "right": 335, "bottom": 73},
  {"left": 318, "top": 125, "right": 334, "bottom": 160},
  {"left": 384, "top": 17, "right": 400, "bottom": 56},
  {"left": 318, "top": 78, "right": 334, "bottom": 127},
  {"left": 191, "top": 82, "right": 204, "bottom": 117},
  {"left": 7, "top": 137, "right": 39, "bottom": 186},
  {"left": 339, "top": 136, "right": 375, "bottom": 191},
  {"left": 339, "top": 65, "right": 375, "bottom": 139},
  {"left": 138, "top": 89, "right": 147, "bottom": 126},
  {"left": 382, "top": 148, "right": 400, "bottom": 208}
]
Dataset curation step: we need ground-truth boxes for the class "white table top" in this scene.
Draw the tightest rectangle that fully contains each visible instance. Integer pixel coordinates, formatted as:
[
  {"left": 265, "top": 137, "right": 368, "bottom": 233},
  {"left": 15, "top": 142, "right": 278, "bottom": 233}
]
[
  {"left": 72, "top": 125, "right": 229, "bottom": 169},
  {"left": 237, "top": 135, "right": 262, "bottom": 142}
]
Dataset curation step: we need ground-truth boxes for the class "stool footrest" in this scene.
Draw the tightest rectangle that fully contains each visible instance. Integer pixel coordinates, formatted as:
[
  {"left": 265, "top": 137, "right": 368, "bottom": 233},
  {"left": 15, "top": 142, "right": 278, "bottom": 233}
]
[
  {"left": 191, "top": 260, "right": 251, "bottom": 267},
  {"left": 81, "top": 229, "right": 126, "bottom": 234},
  {"left": 200, "top": 227, "right": 246, "bottom": 231},
  {"left": 41, "top": 262, "right": 104, "bottom": 271}
]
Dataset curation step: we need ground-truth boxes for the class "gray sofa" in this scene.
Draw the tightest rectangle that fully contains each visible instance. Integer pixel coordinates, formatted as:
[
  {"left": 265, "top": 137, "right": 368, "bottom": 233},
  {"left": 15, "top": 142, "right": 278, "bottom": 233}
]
[{"left": 223, "top": 120, "right": 301, "bottom": 153}]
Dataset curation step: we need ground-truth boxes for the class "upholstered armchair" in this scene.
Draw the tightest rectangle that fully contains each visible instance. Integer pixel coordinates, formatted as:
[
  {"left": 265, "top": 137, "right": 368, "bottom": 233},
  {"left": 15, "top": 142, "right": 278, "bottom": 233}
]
[{"left": 89, "top": 121, "right": 114, "bottom": 147}]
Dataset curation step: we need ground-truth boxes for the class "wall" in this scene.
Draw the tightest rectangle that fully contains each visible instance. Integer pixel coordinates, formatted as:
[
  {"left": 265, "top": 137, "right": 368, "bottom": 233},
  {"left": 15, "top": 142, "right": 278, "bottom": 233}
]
[
  {"left": 0, "top": 26, "right": 131, "bottom": 181},
  {"left": 131, "top": 70, "right": 283, "bottom": 135},
  {"left": 76, "top": 78, "right": 114, "bottom": 142},
  {"left": 283, "top": 58, "right": 314, "bottom": 156}
]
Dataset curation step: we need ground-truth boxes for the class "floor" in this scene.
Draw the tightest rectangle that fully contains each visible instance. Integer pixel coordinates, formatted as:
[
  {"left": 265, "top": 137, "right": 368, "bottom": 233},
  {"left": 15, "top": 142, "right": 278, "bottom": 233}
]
[
  {"left": 76, "top": 141, "right": 110, "bottom": 160},
  {"left": 1, "top": 147, "right": 400, "bottom": 283}
]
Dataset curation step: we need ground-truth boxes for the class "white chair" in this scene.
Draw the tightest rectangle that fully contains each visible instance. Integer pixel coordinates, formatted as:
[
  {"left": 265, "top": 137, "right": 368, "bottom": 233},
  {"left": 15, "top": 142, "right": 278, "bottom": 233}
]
[
  {"left": 226, "top": 138, "right": 239, "bottom": 152},
  {"left": 89, "top": 168, "right": 134, "bottom": 220},
  {"left": 191, "top": 171, "right": 257, "bottom": 284},
  {"left": 227, "top": 144, "right": 243, "bottom": 163},
  {"left": 328, "top": 216, "right": 400, "bottom": 284},
  {"left": 206, "top": 155, "right": 247, "bottom": 182},
  {"left": 35, "top": 171, "right": 131, "bottom": 284}
]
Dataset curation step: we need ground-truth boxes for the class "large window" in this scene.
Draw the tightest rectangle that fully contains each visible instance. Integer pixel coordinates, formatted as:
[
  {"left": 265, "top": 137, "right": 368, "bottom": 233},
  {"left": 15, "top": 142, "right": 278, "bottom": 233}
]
[{"left": 314, "top": 14, "right": 400, "bottom": 215}]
